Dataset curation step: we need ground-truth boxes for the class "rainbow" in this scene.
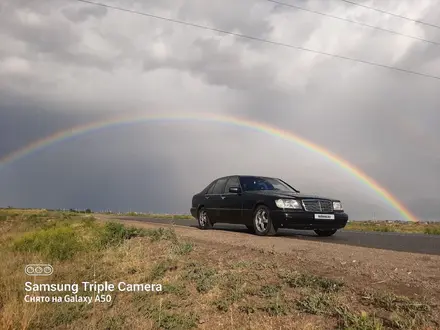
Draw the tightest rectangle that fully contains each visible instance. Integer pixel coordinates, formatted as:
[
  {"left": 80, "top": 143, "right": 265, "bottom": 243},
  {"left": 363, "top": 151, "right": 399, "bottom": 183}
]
[{"left": 0, "top": 112, "right": 419, "bottom": 222}]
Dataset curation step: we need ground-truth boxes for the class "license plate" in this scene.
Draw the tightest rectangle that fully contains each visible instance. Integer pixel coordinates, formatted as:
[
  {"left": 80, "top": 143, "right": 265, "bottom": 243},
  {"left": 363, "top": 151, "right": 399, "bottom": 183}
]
[{"left": 314, "top": 214, "right": 335, "bottom": 220}]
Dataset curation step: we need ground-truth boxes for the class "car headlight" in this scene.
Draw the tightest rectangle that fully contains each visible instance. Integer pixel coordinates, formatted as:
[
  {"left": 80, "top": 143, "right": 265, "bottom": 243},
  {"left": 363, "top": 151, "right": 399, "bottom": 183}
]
[
  {"left": 333, "top": 201, "right": 343, "bottom": 211},
  {"left": 275, "top": 199, "right": 302, "bottom": 209}
]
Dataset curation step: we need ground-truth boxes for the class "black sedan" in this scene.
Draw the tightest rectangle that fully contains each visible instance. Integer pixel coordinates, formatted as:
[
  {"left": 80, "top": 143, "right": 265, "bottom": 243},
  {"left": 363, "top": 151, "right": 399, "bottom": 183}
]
[{"left": 190, "top": 175, "right": 349, "bottom": 236}]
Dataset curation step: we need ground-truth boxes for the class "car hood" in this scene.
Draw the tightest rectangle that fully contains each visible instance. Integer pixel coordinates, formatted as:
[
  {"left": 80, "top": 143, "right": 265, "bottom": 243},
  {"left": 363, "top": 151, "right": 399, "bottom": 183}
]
[{"left": 249, "top": 190, "right": 337, "bottom": 201}]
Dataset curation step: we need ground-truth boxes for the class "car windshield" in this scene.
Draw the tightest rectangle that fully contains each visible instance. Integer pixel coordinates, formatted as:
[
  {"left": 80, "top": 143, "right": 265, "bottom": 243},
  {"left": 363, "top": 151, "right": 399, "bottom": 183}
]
[{"left": 239, "top": 177, "right": 297, "bottom": 192}]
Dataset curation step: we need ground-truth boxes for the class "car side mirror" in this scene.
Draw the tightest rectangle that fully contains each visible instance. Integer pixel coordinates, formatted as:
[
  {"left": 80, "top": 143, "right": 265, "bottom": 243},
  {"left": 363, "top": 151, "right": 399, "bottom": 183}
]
[{"left": 229, "top": 186, "right": 242, "bottom": 194}]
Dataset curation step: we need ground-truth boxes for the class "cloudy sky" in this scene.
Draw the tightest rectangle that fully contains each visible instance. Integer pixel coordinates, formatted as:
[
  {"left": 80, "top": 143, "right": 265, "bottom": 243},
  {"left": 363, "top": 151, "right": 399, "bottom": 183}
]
[{"left": 0, "top": 0, "right": 439, "bottom": 221}]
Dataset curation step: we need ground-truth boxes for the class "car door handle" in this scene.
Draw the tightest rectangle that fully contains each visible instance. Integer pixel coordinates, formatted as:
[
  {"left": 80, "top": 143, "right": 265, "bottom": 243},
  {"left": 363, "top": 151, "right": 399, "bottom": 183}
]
[
  {"left": 205, "top": 196, "right": 210, "bottom": 199},
  {"left": 221, "top": 196, "right": 226, "bottom": 200}
]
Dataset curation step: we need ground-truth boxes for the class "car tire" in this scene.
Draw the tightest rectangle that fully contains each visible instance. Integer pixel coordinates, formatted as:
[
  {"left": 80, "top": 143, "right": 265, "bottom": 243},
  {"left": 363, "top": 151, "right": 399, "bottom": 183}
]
[
  {"left": 314, "top": 229, "right": 337, "bottom": 237},
  {"left": 253, "top": 205, "right": 277, "bottom": 236},
  {"left": 197, "top": 207, "right": 213, "bottom": 230}
]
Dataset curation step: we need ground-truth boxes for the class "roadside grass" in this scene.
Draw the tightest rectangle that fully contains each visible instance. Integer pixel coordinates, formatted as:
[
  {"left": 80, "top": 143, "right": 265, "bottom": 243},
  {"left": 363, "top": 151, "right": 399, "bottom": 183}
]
[
  {"left": 13, "top": 225, "right": 85, "bottom": 261},
  {"left": 296, "top": 292, "right": 338, "bottom": 315},
  {"left": 424, "top": 227, "right": 440, "bottom": 235},
  {"left": 0, "top": 208, "right": 438, "bottom": 330},
  {"left": 335, "top": 307, "right": 384, "bottom": 330},
  {"left": 345, "top": 221, "right": 440, "bottom": 235},
  {"left": 120, "top": 211, "right": 193, "bottom": 220},
  {"left": 360, "top": 290, "right": 434, "bottom": 330},
  {"left": 279, "top": 270, "right": 344, "bottom": 293},
  {"left": 184, "top": 262, "right": 217, "bottom": 293}
]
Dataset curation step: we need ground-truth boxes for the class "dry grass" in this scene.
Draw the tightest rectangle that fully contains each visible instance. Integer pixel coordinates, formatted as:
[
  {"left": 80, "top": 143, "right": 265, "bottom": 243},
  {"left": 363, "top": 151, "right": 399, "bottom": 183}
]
[{"left": 0, "top": 209, "right": 439, "bottom": 330}]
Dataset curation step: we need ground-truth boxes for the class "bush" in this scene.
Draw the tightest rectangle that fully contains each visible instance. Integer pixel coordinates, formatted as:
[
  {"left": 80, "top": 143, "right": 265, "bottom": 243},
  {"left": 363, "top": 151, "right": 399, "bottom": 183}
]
[
  {"left": 97, "top": 222, "right": 177, "bottom": 248},
  {"left": 147, "top": 227, "right": 178, "bottom": 243},
  {"left": 22, "top": 214, "right": 46, "bottom": 227},
  {"left": 424, "top": 227, "right": 440, "bottom": 235},
  {"left": 80, "top": 216, "right": 97, "bottom": 227},
  {"left": 98, "top": 222, "right": 139, "bottom": 247},
  {"left": 13, "top": 226, "right": 84, "bottom": 261},
  {"left": 172, "top": 242, "right": 193, "bottom": 255}
]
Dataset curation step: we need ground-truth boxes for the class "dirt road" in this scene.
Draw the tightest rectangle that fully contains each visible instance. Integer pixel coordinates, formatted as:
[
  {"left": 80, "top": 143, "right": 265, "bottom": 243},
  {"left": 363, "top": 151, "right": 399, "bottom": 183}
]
[{"left": 97, "top": 215, "right": 440, "bottom": 302}]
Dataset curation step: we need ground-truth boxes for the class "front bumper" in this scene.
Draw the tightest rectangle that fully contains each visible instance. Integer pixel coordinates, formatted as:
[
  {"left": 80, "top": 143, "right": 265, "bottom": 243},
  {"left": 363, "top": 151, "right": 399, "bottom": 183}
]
[{"left": 270, "top": 210, "right": 348, "bottom": 230}]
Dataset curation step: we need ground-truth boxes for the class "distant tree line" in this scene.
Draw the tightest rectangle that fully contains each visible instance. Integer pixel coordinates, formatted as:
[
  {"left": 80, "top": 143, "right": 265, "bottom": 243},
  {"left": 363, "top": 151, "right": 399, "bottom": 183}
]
[
  {"left": 46, "top": 208, "right": 93, "bottom": 214},
  {"left": 67, "top": 208, "right": 92, "bottom": 214}
]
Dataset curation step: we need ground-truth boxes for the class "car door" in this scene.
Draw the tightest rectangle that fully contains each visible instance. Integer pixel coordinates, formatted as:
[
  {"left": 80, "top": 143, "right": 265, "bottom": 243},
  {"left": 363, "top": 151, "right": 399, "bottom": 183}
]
[
  {"left": 208, "top": 177, "right": 228, "bottom": 223},
  {"left": 202, "top": 180, "right": 217, "bottom": 219},
  {"left": 219, "top": 176, "right": 243, "bottom": 224}
]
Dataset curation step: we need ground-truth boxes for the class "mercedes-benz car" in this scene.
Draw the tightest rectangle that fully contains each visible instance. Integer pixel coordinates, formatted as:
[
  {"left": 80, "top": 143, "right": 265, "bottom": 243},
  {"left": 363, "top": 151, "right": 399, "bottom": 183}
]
[{"left": 190, "top": 175, "right": 349, "bottom": 236}]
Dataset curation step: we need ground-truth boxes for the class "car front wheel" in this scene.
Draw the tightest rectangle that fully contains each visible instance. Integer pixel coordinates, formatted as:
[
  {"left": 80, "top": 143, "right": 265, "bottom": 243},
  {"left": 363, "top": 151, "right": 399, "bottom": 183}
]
[
  {"left": 314, "top": 229, "right": 337, "bottom": 237},
  {"left": 198, "top": 208, "right": 213, "bottom": 230},
  {"left": 253, "top": 205, "right": 277, "bottom": 236}
]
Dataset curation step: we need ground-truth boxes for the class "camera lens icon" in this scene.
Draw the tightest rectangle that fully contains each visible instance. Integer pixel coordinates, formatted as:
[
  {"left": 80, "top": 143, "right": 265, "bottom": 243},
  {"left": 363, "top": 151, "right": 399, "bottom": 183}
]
[
  {"left": 25, "top": 266, "right": 34, "bottom": 274},
  {"left": 25, "top": 264, "right": 53, "bottom": 276}
]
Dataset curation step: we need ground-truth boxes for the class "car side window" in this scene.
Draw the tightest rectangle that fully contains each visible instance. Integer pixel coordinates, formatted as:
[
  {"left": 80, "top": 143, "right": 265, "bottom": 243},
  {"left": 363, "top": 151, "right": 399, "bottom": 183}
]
[
  {"left": 212, "top": 178, "right": 227, "bottom": 194},
  {"left": 239, "top": 177, "right": 254, "bottom": 191},
  {"left": 206, "top": 181, "right": 217, "bottom": 194},
  {"left": 224, "top": 176, "right": 240, "bottom": 193}
]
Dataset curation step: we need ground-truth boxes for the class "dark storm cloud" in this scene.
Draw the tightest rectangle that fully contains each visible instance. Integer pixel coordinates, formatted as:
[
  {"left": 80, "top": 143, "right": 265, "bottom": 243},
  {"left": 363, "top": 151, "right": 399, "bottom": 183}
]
[
  {"left": 406, "top": 198, "right": 440, "bottom": 221},
  {"left": 0, "top": 130, "right": 183, "bottom": 213},
  {"left": 0, "top": 0, "right": 439, "bottom": 221},
  {"left": 0, "top": 92, "right": 110, "bottom": 156}
]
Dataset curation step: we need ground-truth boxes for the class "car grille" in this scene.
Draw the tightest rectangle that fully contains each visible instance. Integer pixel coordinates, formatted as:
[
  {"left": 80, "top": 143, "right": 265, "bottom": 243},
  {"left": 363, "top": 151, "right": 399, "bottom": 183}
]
[{"left": 302, "top": 199, "right": 333, "bottom": 213}]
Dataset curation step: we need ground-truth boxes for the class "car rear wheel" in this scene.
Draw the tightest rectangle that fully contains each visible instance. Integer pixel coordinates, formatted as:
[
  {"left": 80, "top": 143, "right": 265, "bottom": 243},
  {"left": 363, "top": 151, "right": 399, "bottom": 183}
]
[
  {"left": 314, "top": 229, "right": 337, "bottom": 237},
  {"left": 253, "top": 205, "right": 277, "bottom": 236},
  {"left": 198, "top": 208, "right": 213, "bottom": 230}
]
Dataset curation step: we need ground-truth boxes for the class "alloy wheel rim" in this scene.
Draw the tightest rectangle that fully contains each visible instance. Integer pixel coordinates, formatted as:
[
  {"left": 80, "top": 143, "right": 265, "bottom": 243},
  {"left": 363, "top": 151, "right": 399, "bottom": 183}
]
[
  {"left": 255, "top": 209, "right": 269, "bottom": 232},
  {"left": 199, "top": 210, "right": 207, "bottom": 227}
]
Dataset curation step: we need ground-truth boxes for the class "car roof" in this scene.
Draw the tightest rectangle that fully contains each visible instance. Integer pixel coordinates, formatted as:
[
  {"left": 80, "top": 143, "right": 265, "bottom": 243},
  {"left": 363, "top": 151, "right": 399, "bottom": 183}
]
[{"left": 213, "top": 175, "right": 279, "bottom": 180}]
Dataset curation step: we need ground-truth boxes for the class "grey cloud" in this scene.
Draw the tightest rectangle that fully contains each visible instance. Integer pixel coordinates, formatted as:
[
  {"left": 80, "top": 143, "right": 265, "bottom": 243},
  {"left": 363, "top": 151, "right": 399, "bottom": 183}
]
[
  {"left": 395, "top": 42, "right": 440, "bottom": 73},
  {"left": 62, "top": 4, "right": 107, "bottom": 23},
  {"left": 0, "top": 0, "right": 116, "bottom": 72},
  {"left": 177, "top": 0, "right": 274, "bottom": 39},
  {"left": 185, "top": 39, "right": 278, "bottom": 91}
]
